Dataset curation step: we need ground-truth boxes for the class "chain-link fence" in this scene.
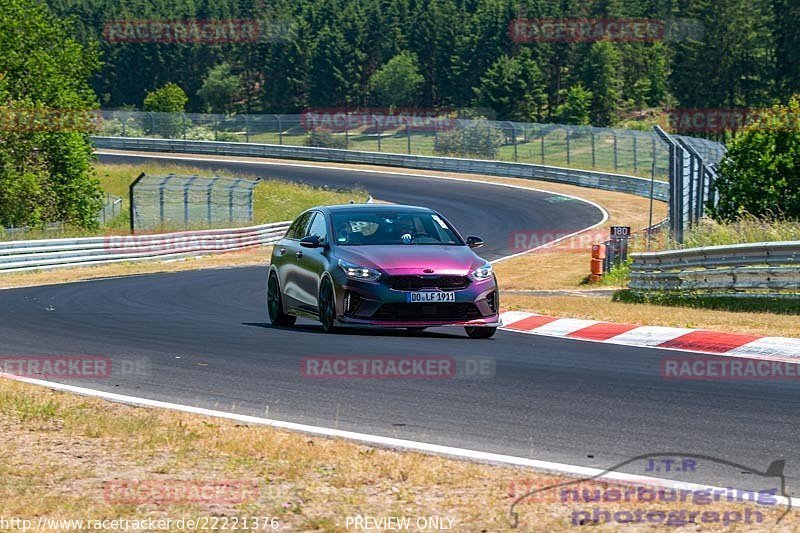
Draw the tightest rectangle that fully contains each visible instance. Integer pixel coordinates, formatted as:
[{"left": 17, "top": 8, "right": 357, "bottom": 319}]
[
  {"left": 129, "top": 173, "right": 260, "bottom": 232},
  {"left": 99, "top": 111, "right": 725, "bottom": 181}
]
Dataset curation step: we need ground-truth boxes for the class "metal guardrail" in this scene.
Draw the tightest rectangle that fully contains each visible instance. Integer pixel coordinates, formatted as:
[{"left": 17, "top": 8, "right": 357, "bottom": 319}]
[
  {"left": 629, "top": 241, "right": 800, "bottom": 295},
  {"left": 92, "top": 136, "right": 670, "bottom": 202},
  {"left": 0, "top": 221, "right": 291, "bottom": 273},
  {"left": 98, "top": 110, "right": 685, "bottom": 181}
]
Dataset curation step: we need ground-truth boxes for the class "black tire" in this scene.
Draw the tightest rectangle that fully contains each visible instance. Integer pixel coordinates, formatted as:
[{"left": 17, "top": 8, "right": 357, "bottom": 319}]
[
  {"left": 464, "top": 326, "right": 497, "bottom": 339},
  {"left": 267, "top": 272, "right": 296, "bottom": 327},
  {"left": 406, "top": 327, "right": 428, "bottom": 334},
  {"left": 318, "top": 278, "right": 338, "bottom": 333}
]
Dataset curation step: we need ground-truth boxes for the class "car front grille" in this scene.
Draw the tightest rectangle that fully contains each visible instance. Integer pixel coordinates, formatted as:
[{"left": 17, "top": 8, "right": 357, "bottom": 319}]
[
  {"left": 372, "top": 303, "right": 482, "bottom": 321},
  {"left": 386, "top": 275, "right": 470, "bottom": 291}
]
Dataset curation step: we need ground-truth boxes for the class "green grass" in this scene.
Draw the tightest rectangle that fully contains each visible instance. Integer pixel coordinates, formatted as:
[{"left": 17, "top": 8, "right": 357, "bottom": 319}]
[
  {"left": 682, "top": 217, "right": 800, "bottom": 248},
  {"left": 637, "top": 216, "right": 800, "bottom": 253},
  {"left": 614, "top": 289, "right": 800, "bottom": 315},
  {"left": 0, "top": 163, "right": 368, "bottom": 241},
  {"left": 229, "top": 127, "right": 667, "bottom": 179}
]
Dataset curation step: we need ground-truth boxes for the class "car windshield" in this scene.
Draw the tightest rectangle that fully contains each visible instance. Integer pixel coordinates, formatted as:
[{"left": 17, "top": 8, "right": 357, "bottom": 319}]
[{"left": 331, "top": 211, "right": 463, "bottom": 246}]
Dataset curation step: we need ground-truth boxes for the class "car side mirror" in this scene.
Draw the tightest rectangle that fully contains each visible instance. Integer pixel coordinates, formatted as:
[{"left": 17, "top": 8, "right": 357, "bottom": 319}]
[
  {"left": 299, "top": 235, "right": 322, "bottom": 248},
  {"left": 466, "top": 236, "right": 484, "bottom": 249}
]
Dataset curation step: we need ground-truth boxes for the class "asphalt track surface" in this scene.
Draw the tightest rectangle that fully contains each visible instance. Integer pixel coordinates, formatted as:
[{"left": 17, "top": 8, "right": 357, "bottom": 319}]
[{"left": 2, "top": 152, "right": 799, "bottom": 498}]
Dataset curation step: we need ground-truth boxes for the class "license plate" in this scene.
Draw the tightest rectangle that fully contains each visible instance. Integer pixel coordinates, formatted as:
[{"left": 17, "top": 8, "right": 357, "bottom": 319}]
[{"left": 407, "top": 291, "right": 455, "bottom": 303}]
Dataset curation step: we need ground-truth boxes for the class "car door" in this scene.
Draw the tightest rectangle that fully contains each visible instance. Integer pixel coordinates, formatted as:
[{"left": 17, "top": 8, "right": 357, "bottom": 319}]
[
  {"left": 277, "top": 211, "right": 313, "bottom": 309},
  {"left": 295, "top": 211, "right": 331, "bottom": 312}
]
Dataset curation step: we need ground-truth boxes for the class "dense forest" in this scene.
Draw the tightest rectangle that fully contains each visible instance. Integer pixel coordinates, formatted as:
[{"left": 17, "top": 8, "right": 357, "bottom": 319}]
[{"left": 42, "top": 0, "right": 800, "bottom": 126}]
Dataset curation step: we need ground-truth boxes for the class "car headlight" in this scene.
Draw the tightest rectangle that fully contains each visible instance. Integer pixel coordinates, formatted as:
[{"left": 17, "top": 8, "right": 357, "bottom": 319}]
[
  {"left": 471, "top": 263, "right": 494, "bottom": 280},
  {"left": 338, "top": 259, "right": 381, "bottom": 281}
]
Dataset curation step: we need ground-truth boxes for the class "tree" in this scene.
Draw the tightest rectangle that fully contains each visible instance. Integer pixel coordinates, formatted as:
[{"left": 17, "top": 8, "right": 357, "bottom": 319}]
[
  {"left": 0, "top": 0, "right": 102, "bottom": 229},
  {"left": 556, "top": 84, "right": 593, "bottom": 125},
  {"left": 473, "top": 52, "right": 545, "bottom": 121},
  {"left": 710, "top": 97, "right": 800, "bottom": 221},
  {"left": 143, "top": 82, "right": 188, "bottom": 138},
  {"left": 581, "top": 42, "right": 623, "bottom": 126},
  {"left": 369, "top": 51, "right": 424, "bottom": 107},
  {"left": 197, "top": 63, "right": 240, "bottom": 114},
  {"left": 144, "top": 82, "right": 189, "bottom": 113}
]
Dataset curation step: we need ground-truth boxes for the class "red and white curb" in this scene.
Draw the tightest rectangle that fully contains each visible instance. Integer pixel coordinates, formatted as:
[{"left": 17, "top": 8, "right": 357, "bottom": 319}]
[{"left": 499, "top": 311, "right": 800, "bottom": 360}]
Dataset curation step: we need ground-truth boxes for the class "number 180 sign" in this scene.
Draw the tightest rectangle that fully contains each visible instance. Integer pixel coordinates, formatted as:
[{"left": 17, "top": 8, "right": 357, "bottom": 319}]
[{"left": 610, "top": 226, "right": 631, "bottom": 238}]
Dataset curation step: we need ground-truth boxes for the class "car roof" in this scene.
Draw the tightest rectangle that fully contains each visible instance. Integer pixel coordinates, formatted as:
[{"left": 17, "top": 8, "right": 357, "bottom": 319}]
[{"left": 314, "top": 204, "right": 434, "bottom": 214}]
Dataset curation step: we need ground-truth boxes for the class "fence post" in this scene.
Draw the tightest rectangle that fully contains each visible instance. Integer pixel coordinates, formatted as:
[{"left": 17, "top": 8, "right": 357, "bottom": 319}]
[
  {"left": 633, "top": 134, "right": 638, "bottom": 174},
  {"left": 406, "top": 123, "right": 411, "bottom": 154},
  {"left": 345, "top": 112, "right": 350, "bottom": 149},
  {"left": 613, "top": 133, "right": 619, "bottom": 172},
  {"left": 244, "top": 115, "right": 250, "bottom": 143},
  {"left": 540, "top": 132, "right": 545, "bottom": 164},
  {"left": 275, "top": 115, "right": 283, "bottom": 145},
  {"left": 565, "top": 130, "right": 571, "bottom": 166},
  {"left": 183, "top": 176, "right": 198, "bottom": 228},
  {"left": 182, "top": 113, "right": 187, "bottom": 140},
  {"left": 510, "top": 122, "right": 518, "bottom": 162},
  {"left": 591, "top": 131, "right": 596, "bottom": 168}
]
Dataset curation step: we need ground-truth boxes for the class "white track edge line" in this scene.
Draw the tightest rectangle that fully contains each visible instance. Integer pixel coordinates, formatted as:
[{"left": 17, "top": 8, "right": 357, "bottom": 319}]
[{"left": 4, "top": 372, "right": 790, "bottom": 511}]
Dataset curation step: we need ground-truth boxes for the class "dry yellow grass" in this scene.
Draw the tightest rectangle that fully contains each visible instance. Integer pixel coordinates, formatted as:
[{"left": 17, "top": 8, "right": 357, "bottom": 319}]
[
  {"left": 1, "top": 376, "right": 795, "bottom": 532},
  {"left": 503, "top": 294, "right": 800, "bottom": 338}
]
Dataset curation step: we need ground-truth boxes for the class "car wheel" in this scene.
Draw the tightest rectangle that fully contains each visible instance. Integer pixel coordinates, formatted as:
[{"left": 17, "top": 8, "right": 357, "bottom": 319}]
[
  {"left": 464, "top": 326, "right": 497, "bottom": 339},
  {"left": 318, "top": 278, "right": 338, "bottom": 333},
  {"left": 267, "top": 272, "right": 296, "bottom": 327}
]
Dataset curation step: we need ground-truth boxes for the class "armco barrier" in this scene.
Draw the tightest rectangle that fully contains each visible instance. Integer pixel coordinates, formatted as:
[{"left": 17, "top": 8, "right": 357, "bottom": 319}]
[
  {"left": 91, "top": 137, "right": 670, "bottom": 202},
  {"left": 629, "top": 241, "right": 800, "bottom": 295},
  {"left": 0, "top": 221, "right": 291, "bottom": 273}
]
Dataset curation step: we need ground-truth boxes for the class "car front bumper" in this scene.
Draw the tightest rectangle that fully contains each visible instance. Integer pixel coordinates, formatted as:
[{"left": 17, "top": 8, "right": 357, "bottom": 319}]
[{"left": 333, "top": 271, "right": 500, "bottom": 328}]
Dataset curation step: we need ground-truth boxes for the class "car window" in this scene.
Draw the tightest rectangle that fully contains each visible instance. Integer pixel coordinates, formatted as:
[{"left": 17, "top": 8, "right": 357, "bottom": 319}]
[
  {"left": 331, "top": 211, "right": 462, "bottom": 246},
  {"left": 306, "top": 212, "right": 328, "bottom": 242},
  {"left": 286, "top": 212, "right": 313, "bottom": 240}
]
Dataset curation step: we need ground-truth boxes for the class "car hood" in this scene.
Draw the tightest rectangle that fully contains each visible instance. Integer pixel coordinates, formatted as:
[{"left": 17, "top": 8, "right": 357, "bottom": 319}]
[{"left": 337, "top": 245, "right": 486, "bottom": 276}]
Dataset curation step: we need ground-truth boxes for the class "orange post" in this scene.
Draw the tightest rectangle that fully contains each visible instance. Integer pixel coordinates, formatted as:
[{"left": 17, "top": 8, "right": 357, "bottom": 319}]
[{"left": 590, "top": 243, "right": 605, "bottom": 280}]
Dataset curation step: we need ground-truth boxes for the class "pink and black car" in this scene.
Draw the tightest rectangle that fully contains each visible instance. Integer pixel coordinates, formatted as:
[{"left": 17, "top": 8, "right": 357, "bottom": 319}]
[{"left": 267, "top": 204, "right": 500, "bottom": 338}]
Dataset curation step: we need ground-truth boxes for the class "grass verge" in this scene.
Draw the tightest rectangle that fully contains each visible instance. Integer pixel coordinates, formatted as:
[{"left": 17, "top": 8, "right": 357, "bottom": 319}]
[{"left": 1, "top": 376, "right": 794, "bottom": 532}]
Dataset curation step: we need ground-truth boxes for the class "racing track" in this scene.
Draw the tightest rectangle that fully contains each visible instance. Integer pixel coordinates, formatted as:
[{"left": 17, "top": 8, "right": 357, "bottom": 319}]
[{"left": 2, "top": 152, "right": 800, "bottom": 498}]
